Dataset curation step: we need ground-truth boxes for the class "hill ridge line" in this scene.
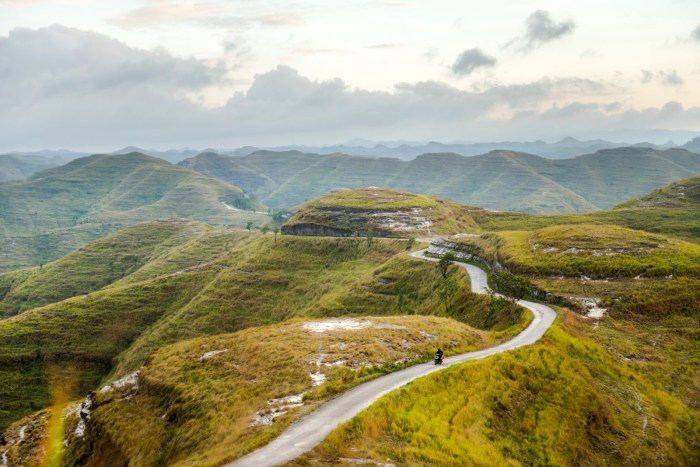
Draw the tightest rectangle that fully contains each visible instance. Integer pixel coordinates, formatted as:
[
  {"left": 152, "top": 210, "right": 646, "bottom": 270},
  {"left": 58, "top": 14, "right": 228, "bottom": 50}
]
[{"left": 229, "top": 249, "right": 557, "bottom": 466}]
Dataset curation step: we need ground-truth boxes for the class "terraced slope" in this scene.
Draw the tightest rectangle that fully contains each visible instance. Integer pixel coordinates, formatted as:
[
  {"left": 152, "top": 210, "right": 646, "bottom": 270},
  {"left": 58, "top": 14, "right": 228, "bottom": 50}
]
[
  {"left": 0, "top": 153, "right": 271, "bottom": 271},
  {"left": 0, "top": 220, "right": 255, "bottom": 318},
  {"left": 180, "top": 147, "right": 700, "bottom": 213}
]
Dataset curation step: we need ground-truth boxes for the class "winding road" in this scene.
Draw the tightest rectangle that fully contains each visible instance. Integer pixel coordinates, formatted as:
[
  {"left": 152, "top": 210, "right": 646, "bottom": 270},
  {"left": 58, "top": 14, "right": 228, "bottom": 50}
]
[{"left": 229, "top": 249, "right": 556, "bottom": 467}]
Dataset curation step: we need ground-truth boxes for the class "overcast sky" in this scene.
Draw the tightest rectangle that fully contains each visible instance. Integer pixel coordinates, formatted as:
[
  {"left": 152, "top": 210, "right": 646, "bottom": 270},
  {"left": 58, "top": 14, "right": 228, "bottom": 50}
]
[{"left": 1, "top": 0, "right": 699, "bottom": 151}]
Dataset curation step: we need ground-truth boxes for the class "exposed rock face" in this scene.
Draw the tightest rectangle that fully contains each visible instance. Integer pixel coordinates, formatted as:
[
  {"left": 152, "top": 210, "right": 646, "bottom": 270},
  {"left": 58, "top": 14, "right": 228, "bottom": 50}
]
[
  {"left": 281, "top": 222, "right": 360, "bottom": 237},
  {"left": 283, "top": 207, "right": 434, "bottom": 237},
  {"left": 426, "top": 239, "right": 476, "bottom": 261}
]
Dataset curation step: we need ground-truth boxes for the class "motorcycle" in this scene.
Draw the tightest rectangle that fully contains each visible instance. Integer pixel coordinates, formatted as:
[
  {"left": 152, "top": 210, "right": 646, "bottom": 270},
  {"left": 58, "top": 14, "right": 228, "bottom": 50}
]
[{"left": 434, "top": 353, "right": 443, "bottom": 365}]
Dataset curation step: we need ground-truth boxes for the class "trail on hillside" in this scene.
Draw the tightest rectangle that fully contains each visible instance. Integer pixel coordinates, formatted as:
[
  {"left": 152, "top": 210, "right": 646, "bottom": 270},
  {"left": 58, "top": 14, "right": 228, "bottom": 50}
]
[{"left": 229, "top": 250, "right": 557, "bottom": 467}]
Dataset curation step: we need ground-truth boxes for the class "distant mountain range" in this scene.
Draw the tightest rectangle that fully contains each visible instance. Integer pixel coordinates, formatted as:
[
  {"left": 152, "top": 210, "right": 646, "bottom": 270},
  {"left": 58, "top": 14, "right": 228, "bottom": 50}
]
[
  {"left": 180, "top": 147, "right": 700, "bottom": 214},
  {"left": 229, "top": 136, "right": 690, "bottom": 161},
  {"left": 3, "top": 136, "right": 699, "bottom": 177}
]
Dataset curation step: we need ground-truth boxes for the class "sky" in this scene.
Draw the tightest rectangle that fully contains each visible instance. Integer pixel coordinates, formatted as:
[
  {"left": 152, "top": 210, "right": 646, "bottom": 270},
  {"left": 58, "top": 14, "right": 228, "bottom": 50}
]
[{"left": 1, "top": 0, "right": 699, "bottom": 151}]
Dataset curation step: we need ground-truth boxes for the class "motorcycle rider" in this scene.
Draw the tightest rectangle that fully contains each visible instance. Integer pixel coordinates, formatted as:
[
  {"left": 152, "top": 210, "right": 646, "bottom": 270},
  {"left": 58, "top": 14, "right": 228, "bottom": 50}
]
[{"left": 434, "top": 348, "right": 444, "bottom": 364}]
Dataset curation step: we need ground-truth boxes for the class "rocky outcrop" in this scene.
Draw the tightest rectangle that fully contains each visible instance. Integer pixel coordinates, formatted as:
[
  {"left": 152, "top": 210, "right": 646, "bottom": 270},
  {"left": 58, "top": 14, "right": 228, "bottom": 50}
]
[
  {"left": 281, "top": 223, "right": 361, "bottom": 237},
  {"left": 283, "top": 207, "right": 435, "bottom": 237}
]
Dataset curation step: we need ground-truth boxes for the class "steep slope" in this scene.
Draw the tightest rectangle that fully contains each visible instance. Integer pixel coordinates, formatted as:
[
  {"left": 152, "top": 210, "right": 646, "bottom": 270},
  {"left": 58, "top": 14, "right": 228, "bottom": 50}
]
[
  {"left": 0, "top": 153, "right": 271, "bottom": 271},
  {"left": 282, "top": 188, "right": 479, "bottom": 237},
  {"left": 181, "top": 147, "right": 700, "bottom": 213},
  {"left": 616, "top": 175, "right": 700, "bottom": 208}
]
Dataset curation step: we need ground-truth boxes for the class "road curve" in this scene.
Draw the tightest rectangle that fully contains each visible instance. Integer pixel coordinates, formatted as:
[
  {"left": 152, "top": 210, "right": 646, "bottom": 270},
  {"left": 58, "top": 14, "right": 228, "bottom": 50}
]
[{"left": 229, "top": 249, "right": 556, "bottom": 467}]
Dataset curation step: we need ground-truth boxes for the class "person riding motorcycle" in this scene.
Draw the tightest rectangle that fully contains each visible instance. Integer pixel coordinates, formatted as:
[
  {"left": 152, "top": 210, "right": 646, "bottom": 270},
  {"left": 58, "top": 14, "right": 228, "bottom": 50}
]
[{"left": 434, "top": 348, "right": 444, "bottom": 365}]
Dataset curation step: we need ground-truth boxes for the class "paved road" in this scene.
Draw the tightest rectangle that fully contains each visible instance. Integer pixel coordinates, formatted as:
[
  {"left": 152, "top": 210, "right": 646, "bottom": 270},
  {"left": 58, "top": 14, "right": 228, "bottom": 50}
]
[{"left": 229, "top": 250, "right": 556, "bottom": 467}]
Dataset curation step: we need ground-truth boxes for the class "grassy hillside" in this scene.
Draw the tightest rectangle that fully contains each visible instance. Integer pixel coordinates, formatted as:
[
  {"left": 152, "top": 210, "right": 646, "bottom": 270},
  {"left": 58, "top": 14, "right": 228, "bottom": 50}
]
[
  {"left": 471, "top": 175, "right": 700, "bottom": 243},
  {"left": 0, "top": 152, "right": 271, "bottom": 272},
  {"left": 0, "top": 233, "right": 515, "bottom": 434},
  {"left": 58, "top": 316, "right": 486, "bottom": 467},
  {"left": 616, "top": 175, "right": 700, "bottom": 208},
  {"left": 294, "top": 311, "right": 699, "bottom": 466},
  {"left": 472, "top": 224, "right": 700, "bottom": 279},
  {"left": 0, "top": 219, "right": 224, "bottom": 317},
  {"left": 283, "top": 188, "right": 479, "bottom": 237},
  {"left": 180, "top": 147, "right": 700, "bottom": 213}
]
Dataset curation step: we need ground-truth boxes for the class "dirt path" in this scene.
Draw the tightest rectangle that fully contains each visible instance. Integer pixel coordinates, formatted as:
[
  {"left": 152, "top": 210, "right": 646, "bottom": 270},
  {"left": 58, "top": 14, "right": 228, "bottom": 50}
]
[{"left": 229, "top": 249, "right": 556, "bottom": 467}]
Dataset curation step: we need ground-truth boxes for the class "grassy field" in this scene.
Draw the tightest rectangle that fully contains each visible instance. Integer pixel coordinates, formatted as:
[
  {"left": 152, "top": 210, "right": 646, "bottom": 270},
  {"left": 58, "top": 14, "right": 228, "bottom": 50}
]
[
  {"left": 452, "top": 224, "right": 700, "bottom": 279},
  {"left": 0, "top": 220, "right": 222, "bottom": 317},
  {"left": 310, "top": 188, "right": 439, "bottom": 210},
  {"left": 291, "top": 310, "right": 699, "bottom": 466},
  {"left": 56, "top": 315, "right": 487, "bottom": 467}
]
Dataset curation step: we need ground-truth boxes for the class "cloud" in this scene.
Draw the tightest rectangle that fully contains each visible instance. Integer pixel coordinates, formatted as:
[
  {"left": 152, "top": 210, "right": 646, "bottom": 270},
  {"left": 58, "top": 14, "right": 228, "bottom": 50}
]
[
  {"left": 1, "top": 26, "right": 698, "bottom": 151},
  {"left": 451, "top": 48, "right": 496, "bottom": 77},
  {"left": 641, "top": 69, "right": 684, "bottom": 87},
  {"left": 692, "top": 25, "right": 700, "bottom": 42},
  {"left": 508, "top": 10, "right": 575, "bottom": 52},
  {"left": 109, "top": 2, "right": 303, "bottom": 29}
]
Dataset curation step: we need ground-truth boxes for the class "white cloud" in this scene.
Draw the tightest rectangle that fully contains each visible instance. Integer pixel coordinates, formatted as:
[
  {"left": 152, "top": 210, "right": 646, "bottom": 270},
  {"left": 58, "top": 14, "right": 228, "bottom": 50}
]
[{"left": 1, "top": 26, "right": 698, "bottom": 151}]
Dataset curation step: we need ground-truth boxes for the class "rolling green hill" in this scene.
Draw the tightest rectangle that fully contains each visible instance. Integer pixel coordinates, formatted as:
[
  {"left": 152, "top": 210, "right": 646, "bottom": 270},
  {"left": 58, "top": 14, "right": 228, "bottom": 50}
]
[
  {"left": 0, "top": 229, "right": 511, "bottom": 435},
  {"left": 0, "top": 220, "right": 257, "bottom": 318},
  {"left": 1, "top": 182, "right": 698, "bottom": 466},
  {"left": 0, "top": 153, "right": 271, "bottom": 272},
  {"left": 180, "top": 147, "right": 700, "bottom": 213}
]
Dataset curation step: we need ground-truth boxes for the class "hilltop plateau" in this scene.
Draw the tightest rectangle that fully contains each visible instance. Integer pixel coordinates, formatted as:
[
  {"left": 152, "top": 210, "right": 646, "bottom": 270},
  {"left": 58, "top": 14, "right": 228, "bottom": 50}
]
[{"left": 282, "top": 188, "right": 478, "bottom": 237}]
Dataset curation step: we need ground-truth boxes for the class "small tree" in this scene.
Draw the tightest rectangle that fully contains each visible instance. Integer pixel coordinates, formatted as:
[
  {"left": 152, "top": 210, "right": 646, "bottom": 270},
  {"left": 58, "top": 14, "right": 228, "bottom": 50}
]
[
  {"left": 273, "top": 226, "right": 279, "bottom": 243},
  {"left": 438, "top": 252, "right": 456, "bottom": 279},
  {"left": 261, "top": 224, "right": 270, "bottom": 235},
  {"left": 246, "top": 221, "right": 254, "bottom": 232},
  {"left": 490, "top": 271, "right": 531, "bottom": 304}
]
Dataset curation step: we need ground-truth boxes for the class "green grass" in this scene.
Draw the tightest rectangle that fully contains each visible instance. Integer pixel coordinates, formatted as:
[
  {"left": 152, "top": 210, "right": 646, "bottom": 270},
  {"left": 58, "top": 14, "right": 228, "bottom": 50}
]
[
  {"left": 471, "top": 206, "right": 700, "bottom": 243},
  {"left": 0, "top": 220, "right": 219, "bottom": 317},
  {"left": 62, "top": 315, "right": 487, "bottom": 467},
  {"left": 616, "top": 175, "right": 700, "bottom": 208},
  {"left": 0, "top": 270, "right": 215, "bottom": 432},
  {"left": 0, "top": 233, "right": 521, "bottom": 434},
  {"left": 454, "top": 224, "right": 700, "bottom": 279},
  {"left": 311, "top": 188, "right": 439, "bottom": 210},
  {"left": 293, "top": 311, "right": 699, "bottom": 466}
]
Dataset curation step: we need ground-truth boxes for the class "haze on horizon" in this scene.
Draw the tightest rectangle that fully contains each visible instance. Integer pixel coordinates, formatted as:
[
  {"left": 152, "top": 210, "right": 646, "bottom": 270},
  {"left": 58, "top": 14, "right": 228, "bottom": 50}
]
[{"left": 1, "top": 0, "right": 700, "bottom": 152}]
